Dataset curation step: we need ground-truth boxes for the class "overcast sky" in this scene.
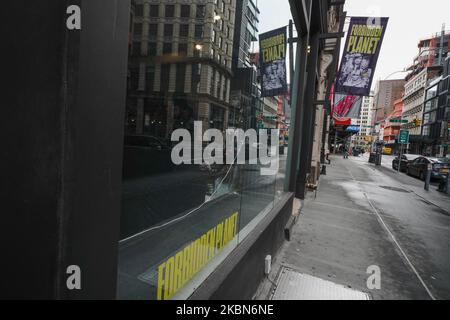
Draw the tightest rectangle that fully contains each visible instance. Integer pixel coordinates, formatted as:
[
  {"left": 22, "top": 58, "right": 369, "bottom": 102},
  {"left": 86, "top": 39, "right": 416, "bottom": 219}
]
[{"left": 257, "top": 0, "right": 450, "bottom": 88}]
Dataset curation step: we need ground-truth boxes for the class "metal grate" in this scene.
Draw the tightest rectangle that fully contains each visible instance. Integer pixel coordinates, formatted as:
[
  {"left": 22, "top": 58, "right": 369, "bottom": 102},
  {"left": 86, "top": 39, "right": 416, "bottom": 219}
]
[{"left": 271, "top": 268, "right": 370, "bottom": 300}]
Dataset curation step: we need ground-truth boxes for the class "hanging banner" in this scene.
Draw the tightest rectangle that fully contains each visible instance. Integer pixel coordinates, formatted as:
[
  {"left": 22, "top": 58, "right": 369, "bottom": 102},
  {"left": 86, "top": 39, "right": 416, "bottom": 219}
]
[
  {"left": 330, "top": 84, "right": 363, "bottom": 119},
  {"left": 259, "top": 26, "right": 288, "bottom": 97},
  {"left": 335, "top": 17, "right": 389, "bottom": 96}
]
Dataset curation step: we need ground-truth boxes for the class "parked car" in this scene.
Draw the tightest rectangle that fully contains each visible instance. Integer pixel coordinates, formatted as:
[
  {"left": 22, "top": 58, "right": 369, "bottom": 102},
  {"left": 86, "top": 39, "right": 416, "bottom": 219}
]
[
  {"left": 392, "top": 154, "right": 421, "bottom": 172},
  {"left": 406, "top": 156, "right": 450, "bottom": 181}
]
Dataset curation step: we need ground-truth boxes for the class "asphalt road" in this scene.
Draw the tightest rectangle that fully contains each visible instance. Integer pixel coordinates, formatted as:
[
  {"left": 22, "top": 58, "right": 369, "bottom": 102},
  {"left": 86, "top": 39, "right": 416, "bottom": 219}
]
[{"left": 257, "top": 154, "right": 450, "bottom": 300}]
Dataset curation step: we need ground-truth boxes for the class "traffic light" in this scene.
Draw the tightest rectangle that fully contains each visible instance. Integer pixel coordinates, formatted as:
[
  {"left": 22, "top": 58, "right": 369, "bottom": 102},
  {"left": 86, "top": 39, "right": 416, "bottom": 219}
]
[{"left": 413, "top": 119, "right": 422, "bottom": 127}]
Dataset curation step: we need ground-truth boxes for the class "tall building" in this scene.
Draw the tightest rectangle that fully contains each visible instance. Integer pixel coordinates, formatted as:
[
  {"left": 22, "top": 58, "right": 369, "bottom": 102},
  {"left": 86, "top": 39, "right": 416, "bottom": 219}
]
[
  {"left": 232, "top": 0, "right": 259, "bottom": 70},
  {"left": 352, "top": 93, "right": 374, "bottom": 147},
  {"left": 410, "top": 27, "right": 450, "bottom": 73},
  {"left": 373, "top": 79, "right": 406, "bottom": 124},
  {"left": 421, "top": 54, "right": 450, "bottom": 157},
  {"left": 230, "top": 0, "right": 260, "bottom": 130},
  {"left": 127, "top": 0, "right": 237, "bottom": 138},
  {"left": 401, "top": 67, "right": 441, "bottom": 153}
]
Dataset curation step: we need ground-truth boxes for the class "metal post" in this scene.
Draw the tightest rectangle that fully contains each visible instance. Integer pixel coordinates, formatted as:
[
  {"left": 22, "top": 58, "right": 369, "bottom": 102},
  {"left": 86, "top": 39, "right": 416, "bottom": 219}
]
[
  {"left": 289, "top": 19, "right": 294, "bottom": 94},
  {"left": 334, "top": 130, "right": 338, "bottom": 154},
  {"left": 397, "top": 143, "right": 403, "bottom": 173},
  {"left": 425, "top": 163, "right": 432, "bottom": 191},
  {"left": 446, "top": 174, "right": 450, "bottom": 195}
]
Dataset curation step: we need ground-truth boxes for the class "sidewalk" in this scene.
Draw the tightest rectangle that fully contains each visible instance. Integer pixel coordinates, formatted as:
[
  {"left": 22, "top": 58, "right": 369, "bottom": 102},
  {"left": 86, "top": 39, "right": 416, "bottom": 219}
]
[{"left": 254, "top": 155, "right": 441, "bottom": 300}]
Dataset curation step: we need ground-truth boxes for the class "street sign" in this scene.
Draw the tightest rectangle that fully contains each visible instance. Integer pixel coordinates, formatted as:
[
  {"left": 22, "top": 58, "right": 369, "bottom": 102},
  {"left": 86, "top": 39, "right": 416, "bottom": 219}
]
[{"left": 398, "top": 130, "right": 409, "bottom": 144}]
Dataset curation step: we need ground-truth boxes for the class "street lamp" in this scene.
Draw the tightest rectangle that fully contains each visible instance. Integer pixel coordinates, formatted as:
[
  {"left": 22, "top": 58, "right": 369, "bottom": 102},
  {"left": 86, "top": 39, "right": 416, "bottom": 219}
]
[{"left": 383, "top": 68, "right": 408, "bottom": 81}]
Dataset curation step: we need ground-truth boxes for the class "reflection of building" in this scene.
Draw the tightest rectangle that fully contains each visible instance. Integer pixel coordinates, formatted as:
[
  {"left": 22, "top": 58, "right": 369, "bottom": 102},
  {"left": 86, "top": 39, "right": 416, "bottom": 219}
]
[
  {"left": 230, "top": 0, "right": 260, "bottom": 130},
  {"left": 262, "top": 96, "right": 278, "bottom": 129},
  {"left": 421, "top": 55, "right": 450, "bottom": 157},
  {"left": 127, "top": 0, "right": 236, "bottom": 138}
]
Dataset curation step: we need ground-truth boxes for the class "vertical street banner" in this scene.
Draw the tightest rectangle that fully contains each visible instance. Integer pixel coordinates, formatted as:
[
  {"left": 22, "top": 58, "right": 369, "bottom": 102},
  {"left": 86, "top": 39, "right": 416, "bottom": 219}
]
[
  {"left": 330, "top": 84, "right": 363, "bottom": 119},
  {"left": 259, "top": 26, "right": 288, "bottom": 97},
  {"left": 335, "top": 17, "right": 389, "bottom": 96}
]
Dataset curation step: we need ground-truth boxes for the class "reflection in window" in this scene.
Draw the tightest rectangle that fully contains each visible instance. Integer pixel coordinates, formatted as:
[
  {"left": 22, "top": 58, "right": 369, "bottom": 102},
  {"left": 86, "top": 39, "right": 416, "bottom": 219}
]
[
  {"left": 149, "top": 5, "right": 159, "bottom": 18},
  {"left": 118, "top": 0, "right": 289, "bottom": 301},
  {"left": 165, "top": 5, "right": 175, "bottom": 18}
]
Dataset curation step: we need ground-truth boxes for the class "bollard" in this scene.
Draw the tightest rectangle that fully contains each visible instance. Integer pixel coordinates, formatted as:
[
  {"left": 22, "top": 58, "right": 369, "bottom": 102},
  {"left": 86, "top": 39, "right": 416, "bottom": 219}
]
[
  {"left": 446, "top": 174, "right": 450, "bottom": 195},
  {"left": 321, "top": 165, "right": 327, "bottom": 175},
  {"left": 424, "top": 164, "right": 432, "bottom": 191}
]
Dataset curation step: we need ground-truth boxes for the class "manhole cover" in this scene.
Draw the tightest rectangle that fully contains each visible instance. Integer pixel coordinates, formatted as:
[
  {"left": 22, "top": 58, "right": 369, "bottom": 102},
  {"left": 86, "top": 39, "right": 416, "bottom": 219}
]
[
  {"left": 271, "top": 268, "right": 370, "bottom": 300},
  {"left": 379, "top": 186, "right": 410, "bottom": 193}
]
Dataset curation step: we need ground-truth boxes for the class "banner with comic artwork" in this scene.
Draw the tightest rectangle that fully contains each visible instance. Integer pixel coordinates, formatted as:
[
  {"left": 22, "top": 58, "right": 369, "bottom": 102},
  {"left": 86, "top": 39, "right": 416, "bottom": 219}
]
[{"left": 335, "top": 17, "right": 389, "bottom": 96}]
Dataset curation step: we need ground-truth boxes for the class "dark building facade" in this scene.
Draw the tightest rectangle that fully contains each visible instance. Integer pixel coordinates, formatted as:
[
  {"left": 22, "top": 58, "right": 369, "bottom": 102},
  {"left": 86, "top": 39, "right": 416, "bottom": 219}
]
[
  {"left": 422, "top": 54, "right": 450, "bottom": 157},
  {"left": 230, "top": 0, "right": 261, "bottom": 131}
]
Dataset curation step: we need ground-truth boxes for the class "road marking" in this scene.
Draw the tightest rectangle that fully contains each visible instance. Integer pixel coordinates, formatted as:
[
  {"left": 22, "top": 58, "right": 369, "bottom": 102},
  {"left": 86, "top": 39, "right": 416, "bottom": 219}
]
[{"left": 346, "top": 165, "right": 437, "bottom": 300}]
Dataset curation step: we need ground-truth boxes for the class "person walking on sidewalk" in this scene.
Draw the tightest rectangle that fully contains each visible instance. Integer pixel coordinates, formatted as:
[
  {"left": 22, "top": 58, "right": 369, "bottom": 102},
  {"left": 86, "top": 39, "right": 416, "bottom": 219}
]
[{"left": 343, "top": 148, "right": 349, "bottom": 159}]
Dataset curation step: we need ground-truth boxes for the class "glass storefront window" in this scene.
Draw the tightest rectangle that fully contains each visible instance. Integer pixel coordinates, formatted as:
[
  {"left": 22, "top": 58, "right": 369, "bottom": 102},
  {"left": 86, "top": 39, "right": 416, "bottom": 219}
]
[{"left": 118, "top": 0, "right": 290, "bottom": 300}]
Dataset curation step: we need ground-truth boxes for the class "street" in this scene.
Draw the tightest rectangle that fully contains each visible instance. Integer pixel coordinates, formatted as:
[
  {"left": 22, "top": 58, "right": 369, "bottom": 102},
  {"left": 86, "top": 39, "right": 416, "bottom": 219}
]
[{"left": 257, "top": 154, "right": 450, "bottom": 300}]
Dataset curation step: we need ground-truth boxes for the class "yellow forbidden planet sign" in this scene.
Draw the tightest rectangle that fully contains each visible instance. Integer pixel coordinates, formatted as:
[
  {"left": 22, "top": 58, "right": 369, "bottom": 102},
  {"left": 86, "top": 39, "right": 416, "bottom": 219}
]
[{"left": 157, "top": 212, "right": 239, "bottom": 300}]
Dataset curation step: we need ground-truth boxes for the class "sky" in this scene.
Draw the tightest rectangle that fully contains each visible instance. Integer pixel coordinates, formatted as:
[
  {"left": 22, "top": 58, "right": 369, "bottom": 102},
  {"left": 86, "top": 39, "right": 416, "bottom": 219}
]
[{"left": 257, "top": 0, "right": 450, "bottom": 88}]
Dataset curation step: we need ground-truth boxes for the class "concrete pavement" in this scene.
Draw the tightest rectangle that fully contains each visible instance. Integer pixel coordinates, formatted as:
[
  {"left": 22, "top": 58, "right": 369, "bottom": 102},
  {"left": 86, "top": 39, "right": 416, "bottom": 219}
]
[{"left": 255, "top": 154, "right": 450, "bottom": 300}]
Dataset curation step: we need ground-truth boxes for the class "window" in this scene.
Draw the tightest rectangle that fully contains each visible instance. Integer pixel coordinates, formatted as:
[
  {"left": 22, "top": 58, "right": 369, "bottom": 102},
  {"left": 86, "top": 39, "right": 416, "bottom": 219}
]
[
  {"left": 149, "top": 5, "right": 159, "bottom": 17},
  {"left": 179, "top": 24, "right": 189, "bottom": 38},
  {"left": 146, "top": 66, "right": 155, "bottom": 92},
  {"left": 135, "top": 4, "right": 143, "bottom": 17},
  {"left": 164, "top": 24, "right": 173, "bottom": 37},
  {"left": 165, "top": 5, "right": 175, "bottom": 18},
  {"left": 175, "top": 64, "right": 186, "bottom": 93},
  {"left": 178, "top": 43, "right": 188, "bottom": 56},
  {"left": 160, "top": 64, "right": 170, "bottom": 92},
  {"left": 194, "top": 25, "right": 203, "bottom": 39},
  {"left": 148, "top": 42, "right": 157, "bottom": 56},
  {"left": 120, "top": 2, "right": 290, "bottom": 301},
  {"left": 191, "top": 63, "right": 201, "bottom": 92},
  {"left": 132, "top": 41, "right": 141, "bottom": 57},
  {"left": 196, "top": 5, "right": 206, "bottom": 18},
  {"left": 133, "top": 23, "right": 142, "bottom": 37},
  {"left": 148, "top": 24, "right": 158, "bottom": 37},
  {"left": 180, "top": 5, "right": 190, "bottom": 18},
  {"left": 163, "top": 43, "right": 172, "bottom": 55}
]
